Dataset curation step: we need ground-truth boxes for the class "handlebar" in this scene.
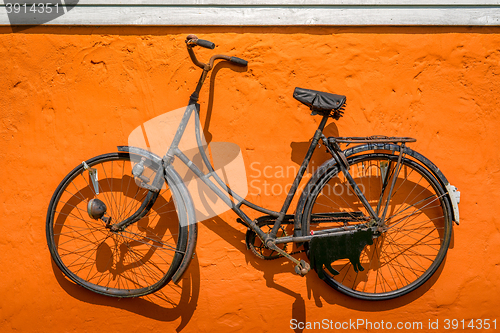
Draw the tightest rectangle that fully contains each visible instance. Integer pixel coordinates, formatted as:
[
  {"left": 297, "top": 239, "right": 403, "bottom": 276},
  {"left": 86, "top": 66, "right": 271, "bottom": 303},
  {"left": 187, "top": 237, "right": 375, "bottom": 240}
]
[
  {"left": 229, "top": 56, "right": 248, "bottom": 67},
  {"left": 185, "top": 34, "right": 248, "bottom": 70},
  {"left": 186, "top": 34, "right": 215, "bottom": 50}
]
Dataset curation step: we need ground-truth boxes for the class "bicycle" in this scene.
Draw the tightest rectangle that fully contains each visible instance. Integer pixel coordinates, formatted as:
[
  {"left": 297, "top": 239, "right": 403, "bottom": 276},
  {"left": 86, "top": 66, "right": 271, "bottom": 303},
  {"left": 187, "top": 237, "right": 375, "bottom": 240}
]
[{"left": 46, "top": 35, "right": 461, "bottom": 301}]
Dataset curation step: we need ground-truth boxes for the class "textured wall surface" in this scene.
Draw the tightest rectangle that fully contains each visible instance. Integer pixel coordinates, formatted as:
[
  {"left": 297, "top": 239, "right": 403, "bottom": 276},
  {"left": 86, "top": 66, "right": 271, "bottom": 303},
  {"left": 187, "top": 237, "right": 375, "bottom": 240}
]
[{"left": 1, "top": 26, "right": 499, "bottom": 332}]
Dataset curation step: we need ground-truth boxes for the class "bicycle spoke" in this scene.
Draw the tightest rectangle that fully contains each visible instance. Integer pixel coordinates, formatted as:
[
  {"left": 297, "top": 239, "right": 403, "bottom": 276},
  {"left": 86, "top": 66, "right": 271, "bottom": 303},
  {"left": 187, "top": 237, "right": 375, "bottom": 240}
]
[
  {"left": 310, "top": 153, "right": 451, "bottom": 299},
  {"left": 47, "top": 153, "right": 185, "bottom": 297}
]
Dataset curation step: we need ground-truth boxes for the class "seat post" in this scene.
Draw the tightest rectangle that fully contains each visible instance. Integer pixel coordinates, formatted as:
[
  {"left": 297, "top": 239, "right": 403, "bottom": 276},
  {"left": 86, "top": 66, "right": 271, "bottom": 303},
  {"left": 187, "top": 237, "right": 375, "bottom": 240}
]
[{"left": 316, "top": 111, "right": 330, "bottom": 133}]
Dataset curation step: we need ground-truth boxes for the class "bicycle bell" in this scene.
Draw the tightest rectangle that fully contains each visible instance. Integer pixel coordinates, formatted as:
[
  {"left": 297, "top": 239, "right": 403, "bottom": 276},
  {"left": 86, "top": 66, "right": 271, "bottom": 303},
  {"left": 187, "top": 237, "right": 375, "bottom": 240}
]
[{"left": 87, "top": 198, "right": 107, "bottom": 220}]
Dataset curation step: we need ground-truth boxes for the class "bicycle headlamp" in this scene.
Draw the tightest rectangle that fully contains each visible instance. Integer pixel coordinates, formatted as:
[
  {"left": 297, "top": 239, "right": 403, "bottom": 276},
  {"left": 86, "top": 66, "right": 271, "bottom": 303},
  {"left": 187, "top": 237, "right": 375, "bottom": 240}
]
[{"left": 87, "top": 198, "right": 107, "bottom": 220}]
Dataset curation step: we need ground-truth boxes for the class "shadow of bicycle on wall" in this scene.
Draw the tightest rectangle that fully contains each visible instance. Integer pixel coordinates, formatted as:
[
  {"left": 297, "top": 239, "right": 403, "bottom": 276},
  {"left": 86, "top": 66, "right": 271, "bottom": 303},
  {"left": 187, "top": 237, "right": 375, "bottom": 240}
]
[{"left": 48, "top": 56, "right": 454, "bottom": 332}]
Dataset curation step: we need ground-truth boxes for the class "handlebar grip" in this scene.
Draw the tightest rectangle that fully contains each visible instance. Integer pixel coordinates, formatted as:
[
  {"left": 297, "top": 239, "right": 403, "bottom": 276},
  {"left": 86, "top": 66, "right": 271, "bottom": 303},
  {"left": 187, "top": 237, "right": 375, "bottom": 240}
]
[
  {"left": 230, "top": 56, "right": 248, "bottom": 67},
  {"left": 196, "top": 39, "right": 215, "bottom": 49}
]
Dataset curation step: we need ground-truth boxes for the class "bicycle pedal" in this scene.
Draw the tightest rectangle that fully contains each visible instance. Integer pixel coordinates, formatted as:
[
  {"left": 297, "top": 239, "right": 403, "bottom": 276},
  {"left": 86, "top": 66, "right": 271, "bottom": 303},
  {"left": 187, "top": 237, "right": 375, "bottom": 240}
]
[{"left": 294, "top": 259, "right": 310, "bottom": 277}]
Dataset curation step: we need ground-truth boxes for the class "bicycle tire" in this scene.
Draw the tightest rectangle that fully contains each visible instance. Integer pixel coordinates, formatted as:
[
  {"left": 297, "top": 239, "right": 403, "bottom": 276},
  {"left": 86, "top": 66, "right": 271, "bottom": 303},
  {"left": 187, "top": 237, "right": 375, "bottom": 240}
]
[
  {"left": 46, "top": 152, "right": 188, "bottom": 297},
  {"left": 302, "top": 152, "right": 453, "bottom": 300}
]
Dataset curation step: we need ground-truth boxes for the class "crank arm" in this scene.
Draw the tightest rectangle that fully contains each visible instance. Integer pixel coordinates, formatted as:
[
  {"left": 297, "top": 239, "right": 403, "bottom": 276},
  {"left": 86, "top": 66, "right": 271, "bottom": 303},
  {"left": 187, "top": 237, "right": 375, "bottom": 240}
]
[{"left": 266, "top": 241, "right": 311, "bottom": 276}]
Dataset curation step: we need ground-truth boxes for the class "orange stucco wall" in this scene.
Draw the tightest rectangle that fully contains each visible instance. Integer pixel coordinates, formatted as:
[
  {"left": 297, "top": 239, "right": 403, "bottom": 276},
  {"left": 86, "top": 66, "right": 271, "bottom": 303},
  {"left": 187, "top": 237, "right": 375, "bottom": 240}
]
[{"left": 1, "top": 26, "right": 500, "bottom": 332}]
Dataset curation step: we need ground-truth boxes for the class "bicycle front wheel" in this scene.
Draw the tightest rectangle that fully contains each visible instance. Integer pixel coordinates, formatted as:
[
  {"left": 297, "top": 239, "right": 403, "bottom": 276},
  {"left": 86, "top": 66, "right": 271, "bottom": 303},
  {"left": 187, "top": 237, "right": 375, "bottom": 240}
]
[
  {"left": 303, "top": 153, "right": 453, "bottom": 300},
  {"left": 46, "top": 152, "right": 188, "bottom": 297}
]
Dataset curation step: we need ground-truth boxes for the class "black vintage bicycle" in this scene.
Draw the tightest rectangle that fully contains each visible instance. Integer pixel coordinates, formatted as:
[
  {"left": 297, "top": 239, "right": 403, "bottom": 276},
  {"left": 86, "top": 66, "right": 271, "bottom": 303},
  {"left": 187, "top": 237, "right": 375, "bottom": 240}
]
[{"left": 46, "top": 35, "right": 460, "bottom": 301}]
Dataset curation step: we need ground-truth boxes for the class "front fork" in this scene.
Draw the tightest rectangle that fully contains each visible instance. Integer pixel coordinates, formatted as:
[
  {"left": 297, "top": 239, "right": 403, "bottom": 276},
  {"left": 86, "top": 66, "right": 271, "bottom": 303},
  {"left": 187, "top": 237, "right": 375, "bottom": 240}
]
[{"left": 110, "top": 162, "right": 165, "bottom": 231}]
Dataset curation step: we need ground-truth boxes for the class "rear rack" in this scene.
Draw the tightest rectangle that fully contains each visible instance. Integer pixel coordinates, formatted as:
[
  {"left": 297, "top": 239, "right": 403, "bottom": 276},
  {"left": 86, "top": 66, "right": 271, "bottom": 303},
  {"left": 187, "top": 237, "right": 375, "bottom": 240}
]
[{"left": 330, "top": 135, "right": 416, "bottom": 144}]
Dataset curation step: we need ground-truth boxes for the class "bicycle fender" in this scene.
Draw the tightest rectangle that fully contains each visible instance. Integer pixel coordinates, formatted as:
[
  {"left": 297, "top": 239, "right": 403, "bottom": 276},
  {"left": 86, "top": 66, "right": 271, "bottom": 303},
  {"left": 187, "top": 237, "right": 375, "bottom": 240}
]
[
  {"left": 166, "top": 164, "right": 199, "bottom": 284},
  {"left": 294, "top": 143, "right": 459, "bottom": 234},
  {"left": 116, "top": 146, "right": 199, "bottom": 283}
]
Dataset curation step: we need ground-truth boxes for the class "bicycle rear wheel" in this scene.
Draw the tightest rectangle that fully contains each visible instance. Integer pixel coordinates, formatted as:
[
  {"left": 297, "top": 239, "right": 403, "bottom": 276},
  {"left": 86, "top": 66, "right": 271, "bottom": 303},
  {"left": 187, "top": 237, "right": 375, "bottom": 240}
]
[
  {"left": 46, "top": 152, "right": 188, "bottom": 297},
  {"left": 303, "top": 152, "right": 453, "bottom": 300}
]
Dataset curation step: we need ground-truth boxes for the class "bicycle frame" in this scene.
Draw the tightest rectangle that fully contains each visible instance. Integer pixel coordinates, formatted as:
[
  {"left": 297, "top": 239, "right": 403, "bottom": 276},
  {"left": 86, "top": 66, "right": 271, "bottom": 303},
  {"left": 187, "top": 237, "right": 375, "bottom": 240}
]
[
  {"left": 161, "top": 100, "right": 335, "bottom": 245},
  {"left": 109, "top": 39, "right": 394, "bottom": 253},
  {"left": 112, "top": 94, "right": 381, "bottom": 252}
]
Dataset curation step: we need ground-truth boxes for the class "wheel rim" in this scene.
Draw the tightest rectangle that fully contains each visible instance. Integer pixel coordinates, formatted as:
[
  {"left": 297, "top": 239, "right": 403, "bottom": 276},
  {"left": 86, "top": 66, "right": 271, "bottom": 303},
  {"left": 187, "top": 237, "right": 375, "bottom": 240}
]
[
  {"left": 47, "top": 153, "right": 185, "bottom": 297},
  {"left": 307, "top": 153, "right": 452, "bottom": 299}
]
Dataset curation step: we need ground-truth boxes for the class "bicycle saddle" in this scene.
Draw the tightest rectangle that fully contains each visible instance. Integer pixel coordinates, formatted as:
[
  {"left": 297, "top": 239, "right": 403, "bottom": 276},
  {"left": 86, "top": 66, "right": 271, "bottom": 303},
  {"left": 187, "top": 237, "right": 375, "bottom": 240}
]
[{"left": 293, "top": 87, "right": 346, "bottom": 112}]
